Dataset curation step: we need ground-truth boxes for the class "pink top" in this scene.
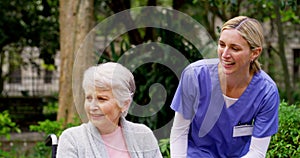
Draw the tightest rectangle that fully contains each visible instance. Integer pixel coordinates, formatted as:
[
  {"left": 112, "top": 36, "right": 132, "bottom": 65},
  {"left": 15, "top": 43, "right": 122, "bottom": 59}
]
[{"left": 101, "top": 126, "right": 131, "bottom": 158}]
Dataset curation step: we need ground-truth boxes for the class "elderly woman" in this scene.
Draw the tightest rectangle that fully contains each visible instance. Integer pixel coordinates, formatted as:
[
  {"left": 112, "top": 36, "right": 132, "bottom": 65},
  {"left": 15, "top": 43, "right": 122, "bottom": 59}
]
[{"left": 57, "top": 62, "right": 162, "bottom": 158}]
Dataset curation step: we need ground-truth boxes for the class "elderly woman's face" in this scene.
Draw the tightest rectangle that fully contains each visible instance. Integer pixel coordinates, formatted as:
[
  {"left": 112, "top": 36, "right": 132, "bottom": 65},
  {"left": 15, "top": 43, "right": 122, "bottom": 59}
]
[{"left": 84, "top": 87, "right": 122, "bottom": 132}]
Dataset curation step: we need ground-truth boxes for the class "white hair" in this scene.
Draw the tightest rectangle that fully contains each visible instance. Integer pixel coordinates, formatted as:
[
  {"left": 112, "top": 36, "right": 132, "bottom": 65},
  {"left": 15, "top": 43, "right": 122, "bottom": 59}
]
[{"left": 82, "top": 62, "right": 135, "bottom": 116}]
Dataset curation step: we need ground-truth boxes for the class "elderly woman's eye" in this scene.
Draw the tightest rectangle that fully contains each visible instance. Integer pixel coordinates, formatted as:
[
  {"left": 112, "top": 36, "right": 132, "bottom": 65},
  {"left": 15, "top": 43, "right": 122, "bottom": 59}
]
[
  {"left": 86, "top": 96, "right": 93, "bottom": 101},
  {"left": 97, "top": 96, "right": 107, "bottom": 101}
]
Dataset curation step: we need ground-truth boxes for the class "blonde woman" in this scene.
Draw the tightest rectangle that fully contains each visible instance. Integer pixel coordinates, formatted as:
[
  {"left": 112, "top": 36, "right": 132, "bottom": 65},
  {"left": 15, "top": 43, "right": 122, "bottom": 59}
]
[
  {"left": 170, "top": 16, "right": 279, "bottom": 157},
  {"left": 57, "top": 62, "right": 162, "bottom": 158}
]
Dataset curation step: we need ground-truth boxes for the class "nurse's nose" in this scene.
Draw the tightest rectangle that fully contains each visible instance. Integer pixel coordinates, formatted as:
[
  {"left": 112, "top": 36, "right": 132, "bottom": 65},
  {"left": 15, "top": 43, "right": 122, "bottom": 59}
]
[{"left": 222, "top": 47, "right": 231, "bottom": 58}]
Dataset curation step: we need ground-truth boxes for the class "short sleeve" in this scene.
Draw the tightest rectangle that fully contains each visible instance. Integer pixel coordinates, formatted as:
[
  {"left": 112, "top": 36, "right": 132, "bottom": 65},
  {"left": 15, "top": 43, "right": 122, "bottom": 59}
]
[
  {"left": 170, "top": 65, "right": 200, "bottom": 120},
  {"left": 253, "top": 85, "right": 279, "bottom": 138}
]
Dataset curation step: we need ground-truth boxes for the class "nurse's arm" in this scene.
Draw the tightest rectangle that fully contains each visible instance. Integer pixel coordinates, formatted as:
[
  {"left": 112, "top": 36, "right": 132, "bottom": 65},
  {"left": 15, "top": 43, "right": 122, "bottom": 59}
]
[
  {"left": 241, "top": 136, "right": 271, "bottom": 158},
  {"left": 170, "top": 112, "right": 190, "bottom": 158}
]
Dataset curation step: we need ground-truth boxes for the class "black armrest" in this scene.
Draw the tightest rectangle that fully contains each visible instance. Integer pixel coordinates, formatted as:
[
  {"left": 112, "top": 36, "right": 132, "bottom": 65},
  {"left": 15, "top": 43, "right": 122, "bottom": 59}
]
[
  {"left": 45, "top": 134, "right": 58, "bottom": 158},
  {"left": 45, "top": 134, "right": 58, "bottom": 146}
]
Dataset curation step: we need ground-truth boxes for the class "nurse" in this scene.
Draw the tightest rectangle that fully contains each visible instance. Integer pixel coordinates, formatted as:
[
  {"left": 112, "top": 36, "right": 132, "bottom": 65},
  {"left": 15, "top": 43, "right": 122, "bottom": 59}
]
[{"left": 170, "top": 16, "right": 279, "bottom": 158}]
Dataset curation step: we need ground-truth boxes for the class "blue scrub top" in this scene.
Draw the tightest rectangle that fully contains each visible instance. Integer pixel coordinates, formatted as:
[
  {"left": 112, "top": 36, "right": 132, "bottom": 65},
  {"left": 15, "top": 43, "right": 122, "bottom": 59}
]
[{"left": 171, "top": 59, "right": 279, "bottom": 158}]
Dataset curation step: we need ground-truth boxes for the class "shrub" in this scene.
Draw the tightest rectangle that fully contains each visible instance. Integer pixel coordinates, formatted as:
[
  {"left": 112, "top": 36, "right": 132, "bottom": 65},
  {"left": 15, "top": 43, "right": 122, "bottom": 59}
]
[
  {"left": 0, "top": 110, "right": 21, "bottom": 139},
  {"left": 29, "top": 115, "right": 81, "bottom": 137},
  {"left": 267, "top": 101, "right": 300, "bottom": 157},
  {"left": 159, "top": 138, "right": 170, "bottom": 158},
  {"left": 23, "top": 117, "right": 81, "bottom": 158},
  {"left": 0, "top": 110, "right": 21, "bottom": 157}
]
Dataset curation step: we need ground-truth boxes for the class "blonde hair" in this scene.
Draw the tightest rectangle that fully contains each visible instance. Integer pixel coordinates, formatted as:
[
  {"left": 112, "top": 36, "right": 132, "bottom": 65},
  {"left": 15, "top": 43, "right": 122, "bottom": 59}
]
[
  {"left": 82, "top": 62, "right": 136, "bottom": 116},
  {"left": 221, "top": 16, "right": 264, "bottom": 74}
]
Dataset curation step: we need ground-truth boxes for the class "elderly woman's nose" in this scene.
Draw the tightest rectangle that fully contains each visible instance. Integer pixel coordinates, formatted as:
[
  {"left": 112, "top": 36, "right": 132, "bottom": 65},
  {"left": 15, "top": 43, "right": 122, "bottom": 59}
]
[{"left": 87, "top": 100, "right": 99, "bottom": 110}]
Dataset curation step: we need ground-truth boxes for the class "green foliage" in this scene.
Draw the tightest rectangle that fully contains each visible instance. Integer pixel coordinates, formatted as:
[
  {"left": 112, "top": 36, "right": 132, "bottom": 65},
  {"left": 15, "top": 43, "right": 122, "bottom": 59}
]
[
  {"left": 29, "top": 142, "right": 52, "bottom": 158},
  {"left": 29, "top": 119, "right": 64, "bottom": 137},
  {"left": 159, "top": 138, "right": 170, "bottom": 158},
  {"left": 30, "top": 117, "right": 81, "bottom": 137},
  {"left": 0, "top": 110, "right": 21, "bottom": 157},
  {"left": 26, "top": 118, "right": 81, "bottom": 158},
  {"left": 0, "top": 150, "right": 12, "bottom": 158},
  {"left": 267, "top": 101, "right": 300, "bottom": 157},
  {"left": 0, "top": 0, "right": 59, "bottom": 94},
  {"left": 42, "top": 97, "right": 58, "bottom": 120},
  {"left": 0, "top": 141, "right": 53, "bottom": 158},
  {"left": 0, "top": 110, "right": 21, "bottom": 139},
  {"left": 43, "top": 101, "right": 58, "bottom": 115},
  {"left": 98, "top": 27, "right": 203, "bottom": 132},
  {"left": 0, "top": 145, "right": 25, "bottom": 158},
  {"left": 0, "top": 0, "right": 59, "bottom": 60}
]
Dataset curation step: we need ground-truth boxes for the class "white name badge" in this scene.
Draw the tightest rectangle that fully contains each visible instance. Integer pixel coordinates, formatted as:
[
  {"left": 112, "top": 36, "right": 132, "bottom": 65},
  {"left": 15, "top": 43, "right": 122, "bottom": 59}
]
[{"left": 233, "top": 125, "right": 253, "bottom": 137}]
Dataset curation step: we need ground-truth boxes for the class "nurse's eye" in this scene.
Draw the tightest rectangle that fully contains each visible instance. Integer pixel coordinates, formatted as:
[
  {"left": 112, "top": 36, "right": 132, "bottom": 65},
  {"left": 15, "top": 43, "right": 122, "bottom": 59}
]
[
  {"left": 231, "top": 46, "right": 241, "bottom": 52},
  {"left": 218, "top": 42, "right": 225, "bottom": 48},
  {"left": 232, "top": 47, "right": 238, "bottom": 51}
]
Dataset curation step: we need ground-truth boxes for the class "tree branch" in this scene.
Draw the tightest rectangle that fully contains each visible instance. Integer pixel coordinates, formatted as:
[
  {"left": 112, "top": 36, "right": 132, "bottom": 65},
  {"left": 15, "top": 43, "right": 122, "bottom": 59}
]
[{"left": 106, "top": 0, "right": 143, "bottom": 45}]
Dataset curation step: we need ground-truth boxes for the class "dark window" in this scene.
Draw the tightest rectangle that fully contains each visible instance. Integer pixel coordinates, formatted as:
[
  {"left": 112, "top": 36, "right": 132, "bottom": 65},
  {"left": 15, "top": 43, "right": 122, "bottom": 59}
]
[
  {"left": 8, "top": 67, "right": 22, "bottom": 83},
  {"left": 8, "top": 51, "right": 22, "bottom": 84},
  {"left": 293, "top": 49, "right": 300, "bottom": 83},
  {"left": 44, "top": 70, "right": 53, "bottom": 84}
]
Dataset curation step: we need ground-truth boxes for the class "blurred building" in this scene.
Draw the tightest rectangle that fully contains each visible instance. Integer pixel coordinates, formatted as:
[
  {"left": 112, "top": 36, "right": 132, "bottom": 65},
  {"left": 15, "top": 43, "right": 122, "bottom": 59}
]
[{"left": 2, "top": 46, "right": 59, "bottom": 97}]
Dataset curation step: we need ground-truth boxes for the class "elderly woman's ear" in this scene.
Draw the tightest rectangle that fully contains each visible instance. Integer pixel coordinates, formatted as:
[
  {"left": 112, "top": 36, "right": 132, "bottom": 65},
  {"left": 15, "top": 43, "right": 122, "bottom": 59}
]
[{"left": 121, "top": 99, "right": 131, "bottom": 113}]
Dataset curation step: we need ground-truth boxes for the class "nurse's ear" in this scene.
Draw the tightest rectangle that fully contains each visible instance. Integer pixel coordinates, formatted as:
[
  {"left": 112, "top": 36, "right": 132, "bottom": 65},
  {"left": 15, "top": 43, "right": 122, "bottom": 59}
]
[{"left": 250, "top": 47, "right": 262, "bottom": 62}]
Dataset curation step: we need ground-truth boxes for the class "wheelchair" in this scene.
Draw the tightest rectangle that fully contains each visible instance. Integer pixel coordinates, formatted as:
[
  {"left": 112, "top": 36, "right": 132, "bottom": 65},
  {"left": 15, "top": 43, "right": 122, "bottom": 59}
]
[{"left": 45, "top": 134, "right": 58, "bottom": 158}]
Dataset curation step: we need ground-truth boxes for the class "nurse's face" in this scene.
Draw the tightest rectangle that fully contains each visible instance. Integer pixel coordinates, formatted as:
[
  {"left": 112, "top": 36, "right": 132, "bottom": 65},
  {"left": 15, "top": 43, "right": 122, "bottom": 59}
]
[
  {"left": 218, "top": 29, "right": 253, "bottom": 75},
  {"left": 84, "top": 87, "right": 122, "bottom": 133}
]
